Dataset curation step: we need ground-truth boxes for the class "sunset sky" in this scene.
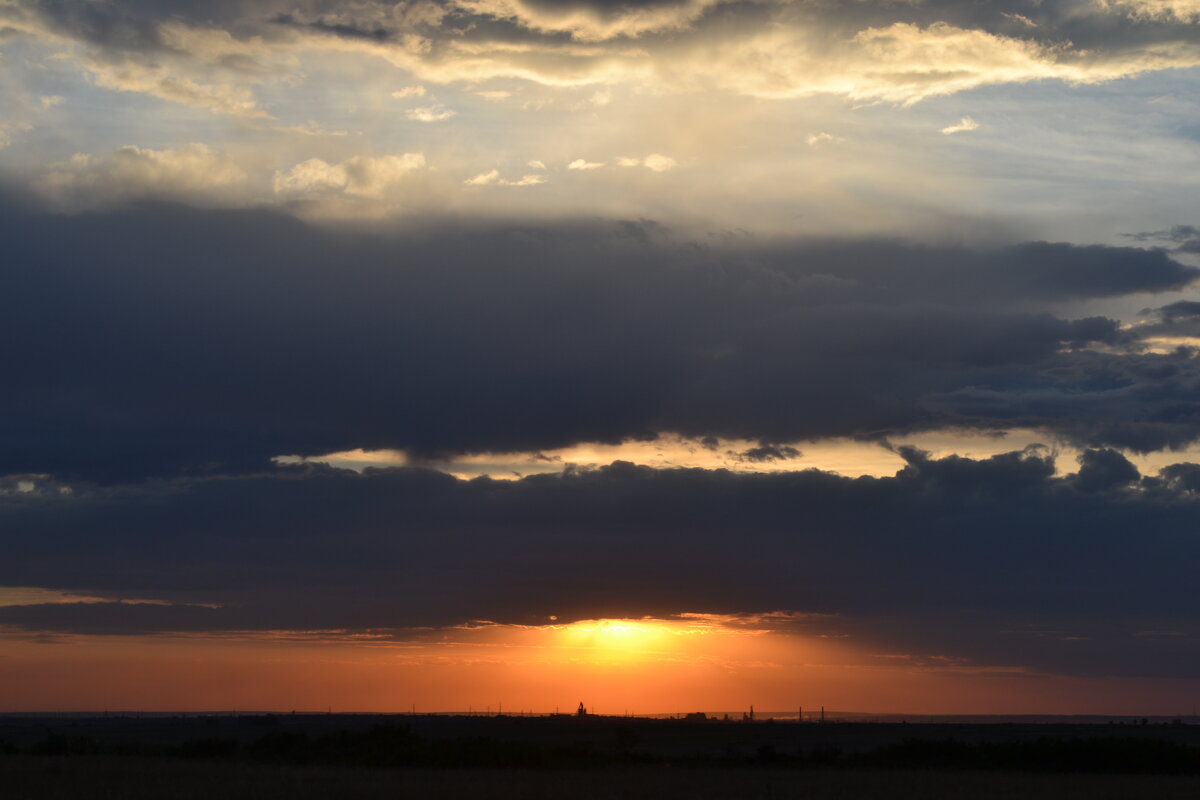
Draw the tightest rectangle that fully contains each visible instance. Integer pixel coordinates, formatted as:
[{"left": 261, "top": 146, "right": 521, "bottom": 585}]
[{"left": 2, "top": 0, "right": 1200, "bottom": 715}]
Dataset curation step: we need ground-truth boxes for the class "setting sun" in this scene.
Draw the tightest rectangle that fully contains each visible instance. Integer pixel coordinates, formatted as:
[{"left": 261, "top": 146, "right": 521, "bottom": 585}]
[{"left": 556, "top": 619, "right": 711, "bottom": 664}]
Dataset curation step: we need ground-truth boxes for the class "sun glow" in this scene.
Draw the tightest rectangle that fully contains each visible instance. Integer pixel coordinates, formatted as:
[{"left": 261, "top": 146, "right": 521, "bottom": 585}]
[
  {"left": 555, "top": 618, "right": 711, "bottom": 663},
  {"left": 4, "top": 615, "right": 1197, "bottom": 715}
]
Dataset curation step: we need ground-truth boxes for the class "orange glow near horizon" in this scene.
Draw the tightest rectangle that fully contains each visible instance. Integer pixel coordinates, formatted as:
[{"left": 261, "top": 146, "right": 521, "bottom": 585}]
[
  {"left": 2, "top": 614, "right": 1198, "bottom": 716},
  {"left": 549, "top": 616, "right": 765, "bottom": 666}
]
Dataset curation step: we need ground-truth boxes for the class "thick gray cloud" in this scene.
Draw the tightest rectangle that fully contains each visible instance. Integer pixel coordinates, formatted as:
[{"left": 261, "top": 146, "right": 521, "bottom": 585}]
[
  {"left": 1125, "top": 224, "right": 1200, "bottom": 256},
  {"left": 22, "top": 0, "right": 1200, "bottom": 45},
  {"left": 0, "top": 449, "right": 1197, "bottom": 678},
  {"left": 2, "top": 183, "right": 1199, "bottom": 681},
  {"left": 10, "top": 0, "right": 1199, "bottom": 114},
  {"left": 1, "top": 193, "right": 1196, "bottom": 481},
  {"left": 1073, "top": 447, "right": 1141, "bottom": 492}
]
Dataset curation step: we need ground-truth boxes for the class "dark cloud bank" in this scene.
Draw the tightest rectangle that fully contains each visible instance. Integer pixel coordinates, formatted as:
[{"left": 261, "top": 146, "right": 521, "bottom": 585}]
[
  {"left": 23, "top": 0, "right": 1200, "bottom": 52},
  {"left": 2, "top": 194, "right": 1199, "bottom": 482},
  {"left": 3, "top": 191, "right": 1200, "bottom": 679},
  {"left": 2, "top": 449, "right": 1199, "bottom": 678}
]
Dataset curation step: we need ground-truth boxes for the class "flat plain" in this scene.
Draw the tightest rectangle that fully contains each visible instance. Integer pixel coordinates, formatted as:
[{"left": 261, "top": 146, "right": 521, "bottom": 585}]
[
  {"left": 4, "top": 715, "right": 1199, "bottom": 799},
  {"left": 6, "top": 758, "right": 1200, "bottom": 800}
]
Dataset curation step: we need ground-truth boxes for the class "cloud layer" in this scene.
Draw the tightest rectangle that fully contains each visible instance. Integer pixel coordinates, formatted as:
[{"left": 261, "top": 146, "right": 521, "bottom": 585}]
[
  {"left": 2, "top": 447, "right": 1198, "bottom": 680},
  {"left": 3, "top": 196, "right": 1199, "bottom": 482},
  {"left": 5, "top": 0, "right": 1200, "bottom": 112}
]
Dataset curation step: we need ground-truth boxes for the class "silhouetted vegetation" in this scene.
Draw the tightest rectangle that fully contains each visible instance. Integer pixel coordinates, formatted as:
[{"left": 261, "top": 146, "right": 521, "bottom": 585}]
[{"left": 5, "top": 722, "right": 1200, "bottom": 775}]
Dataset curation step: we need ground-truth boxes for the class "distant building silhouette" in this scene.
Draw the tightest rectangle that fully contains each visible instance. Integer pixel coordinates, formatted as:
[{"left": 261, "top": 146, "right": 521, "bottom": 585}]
[{"left": 576, "top": 701, "right": 587, "bottom": 717}]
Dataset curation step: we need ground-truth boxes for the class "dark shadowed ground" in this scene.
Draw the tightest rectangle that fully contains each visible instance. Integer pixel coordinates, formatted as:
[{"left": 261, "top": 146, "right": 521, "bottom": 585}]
[
  {"left": 3, "top": 715, "right": 1200, "bottom": 797},
  {"left": 6, "top": 758, "right": 1200, "bottom": 800}
]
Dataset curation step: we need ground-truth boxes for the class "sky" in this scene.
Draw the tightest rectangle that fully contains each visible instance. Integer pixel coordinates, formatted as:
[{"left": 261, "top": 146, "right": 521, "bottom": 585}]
[{"left": 1, "top": 0, "right": 1200, "bottom": 715}]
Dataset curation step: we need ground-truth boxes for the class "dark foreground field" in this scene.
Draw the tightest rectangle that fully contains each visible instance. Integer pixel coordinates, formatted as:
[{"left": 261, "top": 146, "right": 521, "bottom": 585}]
[
  {"left": 6, "top": 758, "right": 1200, "bottom": 800},
  {"left": 3, "top": 715, "right": 1200, "bottom": 798}
]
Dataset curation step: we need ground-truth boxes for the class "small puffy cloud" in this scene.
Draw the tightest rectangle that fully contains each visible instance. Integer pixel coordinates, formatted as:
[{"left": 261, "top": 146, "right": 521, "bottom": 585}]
[
  {"left": 38, "top": 95, "right": 64, "bottom": 109},
  {"left": 273, "top": 154, "right": 425, "bottom": 199},
  {"left": 341, "top": 154, "right": 426, "bottom": 198},
  {"left": 567, "top": 158, "right": 605, "bottom": 170},
  {"left": 273, "top": 159, "right": 351, "bottom": 195},
  {"left": 0, "top": 122, "right": 32, "bottom": 149},
  {"left": 941, "top": 116, "right": 980, "bottom": 135},
  {"left": 391, "top": 86, "right": 427, "bottom": 99},
  {"left": 505, "top": 174, "right": 546, "bottom": 186},
  {"left": 406, "top": 105, "right": 456, "bottom": 122},
  {"left": 806, "top": 132, "right": 844, "bottom": 146},
  {"left": 616, "top": 154, "right": 677, "bottom": 171},
  {"left": 643, "top": 153, "right": 677, "bottom": 172},
  {"left": 465, "top": 169, "right": 545, "bottom": 186},
  {"left": 464, "top": 169, "right": 500, "bottom": 186},
  {"left": 476, "top": 90, "right": 512, "bottom": 101},
  {"left": 527, "top": 160, "right": 546, "bottom": 170},
  {"left": 37, "top": 144, "right": 245, "bottom": 207}
]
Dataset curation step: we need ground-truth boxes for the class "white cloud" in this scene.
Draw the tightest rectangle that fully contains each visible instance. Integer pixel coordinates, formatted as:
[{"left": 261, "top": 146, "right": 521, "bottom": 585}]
[
  {"left": 504, "top": 174, "right": 546, "bottom": 186},
  {"left": 690, "top": 19, "right": 1200, "bottom": 105},
  {"left": 527, "top": 159, "right": 546, "bottom": 170},
  {"left": 37, "top": 144, "right": 246, "bottom": 206},
  {"left": 567, "top": 158, "right": 605, "bottom": 170},
  {"left": 465, "top": 169, "right": 501, "bottom": 186},
  {"left": 0, "top": 15, "right": 293, "bottom": 118},
  {"left": 806, "top": 132, "right": 844, "bottom": 146},
  {"left": 616, "top": 154, "right": 676, "bottom": 171},
  {"left": 465, "top": 169, "right": 546, "bottom": 186},
  {"left": 273, "top": 158, "right": 350, "bottom": 195},
  {"left": 274, "top": 153, "right": 426, "bottom": 199},
  {"left": 38, "top": 95, "right": 64, "bottom": 109},
  {"left": 451, "top": 0, "right": 730, "bottom": 41},
  {"left": 7, "top": 5, "right": 1200, "bottom": 115},
  {"left": 391, "top": 86, "right": 427, "bottom": 99},
  {"left": 0, "top": 122, "right": 32, "bottom": 149},
  {"left": 642, "top": 153, "right": 677, "bottom": 172},
  {"left": 293, "top": 15, "right": 1200, "bottom": 106},
  {"left": 406, "top": 105, "right": 456, "bottom": 122},
  {"left": 1002, "top": 13, "right": 1038, "bottom": 27},
  {"left": 85, "top": 57, "right": 270, "bottom": 118},
  {"left": 940, "top": 116, "right": 980, "bottom": 135}
]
